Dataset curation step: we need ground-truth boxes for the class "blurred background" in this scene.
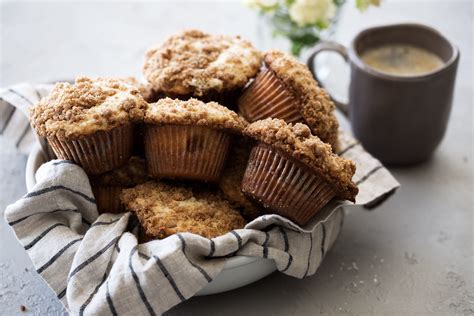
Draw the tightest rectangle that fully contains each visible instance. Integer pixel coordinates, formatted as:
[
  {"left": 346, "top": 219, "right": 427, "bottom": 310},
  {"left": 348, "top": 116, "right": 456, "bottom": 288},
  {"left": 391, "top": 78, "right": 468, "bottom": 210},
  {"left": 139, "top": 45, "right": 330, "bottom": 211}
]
[{"left": 1, "top": 0, "right": 472, "bottom": 315}]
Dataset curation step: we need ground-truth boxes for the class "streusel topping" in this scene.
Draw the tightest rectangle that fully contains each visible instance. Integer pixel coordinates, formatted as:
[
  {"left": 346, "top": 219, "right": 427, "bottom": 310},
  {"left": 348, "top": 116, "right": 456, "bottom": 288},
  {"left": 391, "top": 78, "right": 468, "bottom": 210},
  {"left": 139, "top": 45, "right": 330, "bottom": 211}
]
[
  {"left": 144, "top": 98, "right": 247, "bottom": 133},
  {"left": 121, "top": 181, "right": 246, "bottom": 239},
  {"left": 29, "top": 77, "right": 147, "bottom": 138},
  {"left": 244, "top": 118, "right": 358, "bottom": 201},
  {"left": 264, "top": 50, "right": 339, "bottom": 150},
  {"left": 118, "top": 77, "right": 161, "bottom": 103},
  {"left": 143, "top": 29, "right": 262, "bottom": 96}
]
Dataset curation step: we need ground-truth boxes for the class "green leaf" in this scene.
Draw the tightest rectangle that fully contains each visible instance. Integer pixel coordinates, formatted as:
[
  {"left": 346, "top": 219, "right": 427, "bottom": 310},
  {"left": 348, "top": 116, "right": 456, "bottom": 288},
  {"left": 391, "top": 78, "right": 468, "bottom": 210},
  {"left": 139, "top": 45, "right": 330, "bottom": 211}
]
[{"left": 291, "top": 41, "right": 304, "bottom": 56}]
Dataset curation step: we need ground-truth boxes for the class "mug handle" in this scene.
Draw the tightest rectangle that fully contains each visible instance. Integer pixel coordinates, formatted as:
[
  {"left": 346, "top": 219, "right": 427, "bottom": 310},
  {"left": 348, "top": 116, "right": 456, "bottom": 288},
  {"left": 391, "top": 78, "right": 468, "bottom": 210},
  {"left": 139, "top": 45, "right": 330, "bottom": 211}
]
[{"left": 306, "top": 41, "right": 349, "bottom": 117}]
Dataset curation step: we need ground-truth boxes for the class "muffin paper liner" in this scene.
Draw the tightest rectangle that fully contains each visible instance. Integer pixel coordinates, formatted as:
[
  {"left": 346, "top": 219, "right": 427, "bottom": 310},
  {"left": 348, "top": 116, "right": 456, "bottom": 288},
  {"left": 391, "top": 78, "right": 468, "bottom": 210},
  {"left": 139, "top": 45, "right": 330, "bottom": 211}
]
[
  {"left": 91, "top": 185, "right": 123, "bottom": 214},
  {"left": 47, "top": 124, "right": 133, "bottom": 175},
  {"left": 144, "top": 124, "right": 231, "bottom": 181},
  {"left": 242, "top": 143, "right": 336, "bottom": 226},
  {"left": 238, "top": 69, "right": 304, "bottom": 123}
]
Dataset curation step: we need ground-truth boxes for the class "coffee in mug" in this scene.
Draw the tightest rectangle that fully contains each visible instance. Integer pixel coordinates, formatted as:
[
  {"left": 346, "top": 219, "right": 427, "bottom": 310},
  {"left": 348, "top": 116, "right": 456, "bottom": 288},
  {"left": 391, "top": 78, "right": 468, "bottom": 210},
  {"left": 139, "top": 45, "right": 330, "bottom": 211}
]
[
  {"left": 307, "top": 24, "right": 459, "bottom": 165},
  {"left": 361, "top": 44, "right": 445, "bottom": 76}
]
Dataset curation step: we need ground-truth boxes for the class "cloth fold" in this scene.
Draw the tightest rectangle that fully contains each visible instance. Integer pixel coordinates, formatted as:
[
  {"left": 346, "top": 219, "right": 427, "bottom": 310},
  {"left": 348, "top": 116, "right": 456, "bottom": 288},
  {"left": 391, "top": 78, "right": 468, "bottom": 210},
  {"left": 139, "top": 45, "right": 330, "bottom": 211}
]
[{"left": 2, "top": 83, "right": 400, "bottom": 315}]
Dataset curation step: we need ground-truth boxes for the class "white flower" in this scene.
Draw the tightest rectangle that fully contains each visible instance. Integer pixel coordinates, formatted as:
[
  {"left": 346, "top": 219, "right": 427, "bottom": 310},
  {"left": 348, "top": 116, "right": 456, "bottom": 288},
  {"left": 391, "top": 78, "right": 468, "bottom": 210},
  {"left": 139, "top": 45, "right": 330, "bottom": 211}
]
[
  {"left": 244, "top": 0, "right": 279, "bottom": 12},
  {"left": 289, "top": 0, "right": 336, "bottom": 27}
]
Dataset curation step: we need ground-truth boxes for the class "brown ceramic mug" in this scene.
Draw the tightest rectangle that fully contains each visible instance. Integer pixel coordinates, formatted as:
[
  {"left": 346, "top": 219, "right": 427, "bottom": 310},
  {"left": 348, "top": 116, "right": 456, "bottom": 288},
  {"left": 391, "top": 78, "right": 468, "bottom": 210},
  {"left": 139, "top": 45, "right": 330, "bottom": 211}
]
[{"left": 307, "top": 23, "right": 459, "bottom": 165}]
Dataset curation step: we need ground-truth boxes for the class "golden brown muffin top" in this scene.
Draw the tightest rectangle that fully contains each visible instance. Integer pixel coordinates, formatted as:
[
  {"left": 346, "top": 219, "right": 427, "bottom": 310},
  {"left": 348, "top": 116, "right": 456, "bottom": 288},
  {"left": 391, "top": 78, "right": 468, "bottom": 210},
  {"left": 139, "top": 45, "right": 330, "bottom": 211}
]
[
  {"left": 264, "top": 50, "right": 339, "bottom": 150},
  {"left": 219, "top": 137, "right": 262, "bottom": 220},
  {"left": 118, "top": 77, "right": 161, "bottom": 103},
  {"left": 89, "top": 156, "right": 148, "bottom": 187},
  {"left": 244, "top": 118, "right": 358, "bottom": 201},
  {"left": 29, "top": 77, "right": 147, "bottom": 138},
  {"left": 144, "top": 97, "right": 247, "bottom": 133},
  {"left": 121, "top": 181, "right": 246, "bottom": 239},
  {"left": 143, "top": 29, "right": 262, "bottom": 96}
]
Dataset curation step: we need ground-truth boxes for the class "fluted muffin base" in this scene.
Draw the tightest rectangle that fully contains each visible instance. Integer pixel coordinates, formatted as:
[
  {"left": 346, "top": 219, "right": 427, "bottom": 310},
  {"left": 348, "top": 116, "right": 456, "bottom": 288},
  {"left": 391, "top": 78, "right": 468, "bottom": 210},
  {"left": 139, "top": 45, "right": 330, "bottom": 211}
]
[
  {"left": 47, "top": 124, "right": 133, "bottom": 175},
  {"left": 144, "top": 124, "right": 231, "bottom": 182},
  {"left": 242, "top": 143, "right": 336, "bottom": 226}
]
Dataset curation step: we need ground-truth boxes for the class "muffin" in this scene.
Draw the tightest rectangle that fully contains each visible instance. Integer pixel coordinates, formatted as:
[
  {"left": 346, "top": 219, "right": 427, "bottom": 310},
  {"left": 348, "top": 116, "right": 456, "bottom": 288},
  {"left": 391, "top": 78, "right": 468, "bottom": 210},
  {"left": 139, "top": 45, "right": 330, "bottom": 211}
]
[
  {"left": 89, "top": 156, "right": 148, "bottom": 214},
  {"left": 118, "top": 76, "right": 161, "bottom": 103},
  {"left": 29, "top": 77, "right": 147, "bottom": 174},
  {"left": 121, "top": 181, "right": 246, "bottom": 239},
  {"left": 143, "top": 98, "right": 247, "bottom": 182},
  {"left": 242, "top": 118, "right": 358, "bottom": 226},
  {"left": 238, "top": 50, "right": 339, "bottom": 151},
  {"left": 219, "top": 137, "right": 263, "bottom": 221},
  {"left": 143, "top": 29, "right": 262, "bottom": 108}
]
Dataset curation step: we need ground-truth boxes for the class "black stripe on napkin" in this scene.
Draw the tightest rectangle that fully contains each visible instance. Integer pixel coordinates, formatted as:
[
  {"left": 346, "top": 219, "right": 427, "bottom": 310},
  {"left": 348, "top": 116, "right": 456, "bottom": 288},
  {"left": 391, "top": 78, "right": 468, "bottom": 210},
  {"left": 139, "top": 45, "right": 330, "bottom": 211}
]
[
  {"left": 129, "top": 246, "right": 156, "bottom": 316},
  {"left": 91, "top": 218, "right": 121, "bottom": 227},
  {"left": 262, "top": 232, "right": 270, "bottom": 258},
  {"left": 37, "top": 237, "right": 83, "bottom": 274},
  {"left": 0, "top": 106, "right": 15, "bottom": 134},
  {"left": 106, "top": 280, "right": 118, "bottom": 316},
  {"left": 279, "top": 227, "right": 293, "bottom": 272},
  {"left": 320, "top": 222, "right": 326, "bottom": 259},
  {"left": 303, "top": 232, "right": 314, "bottom": 278},
  {"left": 153, "top": 255, "right": 185, "bottom": 302},
  {"left": 52, "top": 160, "right": 77, "bottom": 166},
  {"left": 68, "top": 237, "right": 119, "bottom": 280},
  {"left": 35, "top": 89, "right": 42, "bottom": 101},
  {"left": 24, "top": 223, "right": 67, "bottom": 250},
  {"left": 8, "top": 208, "right": 91, "bottom": 227},
  {"left": 57, "top": 287, "right": 67, "bottom": 300},
  {"left": 338, "top": 141, "right": 360, "bottom": 156},
  {"left": 339, "top": 210, "right": 345, "bottom": 231},
  {"left": 8, "top": 88, "right": 34, "bottom": 106},
  {"left": 25, "top": 185, "right": 96, "bottom": 204},
  {"left": 115, "top": 243, "right": 121, "bottom": 254},
  {"left": 177, "top": 234, "right": 212, "bottom": 282},
  {"left": 356, "top": 165, "right": 383, "bottom": 185},
  {"left": 79, "top": 272, "right": 108, "bottom": 316},
  {"left": 230, "top": 230, "right": 242, "bottom": 256},
  {"left": 138, "top": 252, "right": 151, "bottom": 260},
  {"left": 208, "top": 239, "right": 215, "bottom": 257},
  {"left": 281, "top": 254, "right": 293, "bottom": 273},
  {"left": 15, "top": 123, "right": 31, "bottom": 148},
  {"left": 279, "top": 227, "right": 289, "bottom": 252},
  {"left": 230, "top": 231, "right": 242, "bottom": 248}
]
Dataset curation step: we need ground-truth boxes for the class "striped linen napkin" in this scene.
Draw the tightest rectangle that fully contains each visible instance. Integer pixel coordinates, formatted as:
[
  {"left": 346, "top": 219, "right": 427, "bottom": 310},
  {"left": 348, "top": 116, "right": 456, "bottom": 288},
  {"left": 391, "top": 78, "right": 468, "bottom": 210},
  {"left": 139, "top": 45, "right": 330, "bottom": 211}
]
[{"left": 2, "top": 83, "right": 399, "bottom": 315}]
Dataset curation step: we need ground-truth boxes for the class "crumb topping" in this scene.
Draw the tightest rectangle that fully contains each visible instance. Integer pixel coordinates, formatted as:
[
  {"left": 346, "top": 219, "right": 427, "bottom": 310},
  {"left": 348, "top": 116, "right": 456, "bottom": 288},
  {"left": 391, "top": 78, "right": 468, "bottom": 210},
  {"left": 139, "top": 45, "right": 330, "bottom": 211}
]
[
  {"left": 244, "top": 118, "right": 358, "bottom": 201},
  {"left": 264, "top": 50, "right": 339, "bottom": 150},
  {"left": 144, "top": 97, "right": 248, "bottom": 133},
  {"left": 219, "top": 137, "right": 262, "bottom": 220},
  {"left": 143, "top": 29, "right": 262, "bottom": 96},
  {"left": 89, "top": 156, "right": 148, "bottom": 187},
  {"left": 118, "top": 77, "right": 161, "bottom": 103},
  {"left": 29, "top": 77, "right": 147, "bottom": 138},
  {"left": 121, "top": 181, "right": 246, "bottom": 239}
]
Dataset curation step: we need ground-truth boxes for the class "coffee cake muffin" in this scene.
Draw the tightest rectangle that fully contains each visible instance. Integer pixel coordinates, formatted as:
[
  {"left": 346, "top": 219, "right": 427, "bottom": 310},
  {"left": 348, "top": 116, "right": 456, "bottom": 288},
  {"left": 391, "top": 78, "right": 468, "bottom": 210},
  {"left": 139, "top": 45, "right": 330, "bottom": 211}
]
[
  {"left": 219, "top": 137, "right": 263, "bottom": 220},
  {"left": 29, "top": 77, "right": 147, "bottom": 174},
  {"left": 143, "top": 98, "right": 247, "bottom": 182},
  {"left": 118, "top": 76, "right": 161, "bottom": 103},
  {"left": 242, "top": 118, "right": 358, "bottom": 226},
  {"left": 238, "top": 50, "right": 339, "bottom": 151},
  {"left": 89, "top": 156, "right": 148, "bottom": 214},
  {"left": 143, "top": 29, "right": 262, "bottom": 108},
  {"left": 121, "top": 181, "right": 246, "bottom": 239}
]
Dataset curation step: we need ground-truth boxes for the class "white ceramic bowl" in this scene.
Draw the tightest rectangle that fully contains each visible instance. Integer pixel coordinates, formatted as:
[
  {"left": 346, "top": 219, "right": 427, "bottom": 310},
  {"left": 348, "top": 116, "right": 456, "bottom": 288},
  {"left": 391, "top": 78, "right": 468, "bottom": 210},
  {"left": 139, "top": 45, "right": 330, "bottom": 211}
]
[{"left": 25, "top": 143, "right": 277, "bottom": 296}]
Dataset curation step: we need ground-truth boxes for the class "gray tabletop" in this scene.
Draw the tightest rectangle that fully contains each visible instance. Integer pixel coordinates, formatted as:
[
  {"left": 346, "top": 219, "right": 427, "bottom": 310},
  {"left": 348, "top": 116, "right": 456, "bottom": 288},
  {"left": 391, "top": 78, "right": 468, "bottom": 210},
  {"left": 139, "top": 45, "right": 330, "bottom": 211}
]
[{"left": 0, "top": 1, "right": 472, "bottom": 315}]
